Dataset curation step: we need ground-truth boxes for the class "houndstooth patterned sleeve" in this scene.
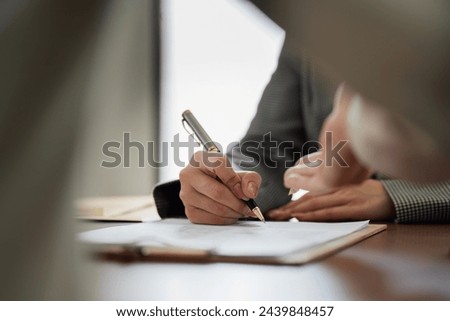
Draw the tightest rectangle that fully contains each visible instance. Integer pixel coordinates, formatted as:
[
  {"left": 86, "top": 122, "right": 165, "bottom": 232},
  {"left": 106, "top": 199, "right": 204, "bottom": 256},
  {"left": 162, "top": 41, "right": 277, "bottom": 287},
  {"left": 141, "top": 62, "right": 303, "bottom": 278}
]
[{"left": 381, "top": 180, "right": 450, "bottom": 223}]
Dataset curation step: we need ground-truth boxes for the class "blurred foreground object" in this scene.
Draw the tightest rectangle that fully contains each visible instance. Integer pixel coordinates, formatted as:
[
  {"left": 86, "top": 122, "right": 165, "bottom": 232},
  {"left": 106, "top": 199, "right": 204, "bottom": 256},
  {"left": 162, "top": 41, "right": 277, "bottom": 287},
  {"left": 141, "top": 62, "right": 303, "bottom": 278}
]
[
  {"left": 0, "top": 0, "right": 159, "bottom": 299},
  {"left": 0, "top": 0, "right": 104, "bottom": 300},
  {"left": 251, "top": 0, "right": 450, "bottom": 181}
]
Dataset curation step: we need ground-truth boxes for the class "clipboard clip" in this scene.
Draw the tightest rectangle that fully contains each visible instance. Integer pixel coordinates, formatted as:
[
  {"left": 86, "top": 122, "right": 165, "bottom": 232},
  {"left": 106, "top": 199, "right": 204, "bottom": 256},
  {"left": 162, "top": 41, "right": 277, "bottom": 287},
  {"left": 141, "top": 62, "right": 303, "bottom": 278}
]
[{"left": 93, "top": 243, "right": 211, "bottom": 263}]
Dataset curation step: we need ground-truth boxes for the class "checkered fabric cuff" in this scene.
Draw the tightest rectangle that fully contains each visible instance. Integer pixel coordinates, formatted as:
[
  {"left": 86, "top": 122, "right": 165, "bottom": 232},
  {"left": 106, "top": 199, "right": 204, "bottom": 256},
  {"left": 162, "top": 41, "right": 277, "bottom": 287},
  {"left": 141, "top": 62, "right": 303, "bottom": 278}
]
[{"left": 381, "top": 179, "right": 450, "bottom": 224}]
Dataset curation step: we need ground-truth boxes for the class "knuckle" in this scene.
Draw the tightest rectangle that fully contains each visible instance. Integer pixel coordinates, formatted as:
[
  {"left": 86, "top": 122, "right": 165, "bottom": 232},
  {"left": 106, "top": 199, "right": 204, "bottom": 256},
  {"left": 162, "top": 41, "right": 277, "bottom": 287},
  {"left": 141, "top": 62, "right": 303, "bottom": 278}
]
[
  {"left": 221, "top": 174, "right": 240, "bottom": 187},
  {"left": 184, "top": 206, "right": 197, "bottom": 219},
  {"left": 178, "top": 168, "right": 186, "bottom": 182},
  {"left": 185, "top": 206, "right": 208, "bottom": 224},
  {"left": 178, "top": 189, "right": 188, "bottom": 203},
  {"left": 179, "top": 168, "right": 189, "bottom": 181}
]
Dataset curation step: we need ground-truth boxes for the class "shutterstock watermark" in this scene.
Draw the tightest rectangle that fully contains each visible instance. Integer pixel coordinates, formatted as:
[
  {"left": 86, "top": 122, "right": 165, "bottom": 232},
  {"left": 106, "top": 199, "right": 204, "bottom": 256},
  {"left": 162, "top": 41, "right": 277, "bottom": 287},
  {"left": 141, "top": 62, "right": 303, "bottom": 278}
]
[{"left": 101, "top": 132, "right": 349, "bottom": 169}]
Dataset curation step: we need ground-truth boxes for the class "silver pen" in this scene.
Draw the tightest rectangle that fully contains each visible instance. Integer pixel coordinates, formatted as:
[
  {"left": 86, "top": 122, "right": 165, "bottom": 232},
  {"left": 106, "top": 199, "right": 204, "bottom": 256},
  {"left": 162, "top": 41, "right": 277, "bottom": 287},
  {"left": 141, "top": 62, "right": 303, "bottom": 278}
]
[{"left": 182, "top": 109, "right": 265, "bottom": 222}]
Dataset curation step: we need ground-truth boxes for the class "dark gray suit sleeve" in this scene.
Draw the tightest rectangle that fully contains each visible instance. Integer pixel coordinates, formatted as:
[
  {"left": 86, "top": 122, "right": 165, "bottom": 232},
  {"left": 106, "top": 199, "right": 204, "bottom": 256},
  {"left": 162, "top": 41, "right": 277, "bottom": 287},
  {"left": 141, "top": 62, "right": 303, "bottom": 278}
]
[{"left": 228, "top": 48, "right": 331, "bottom": 213}]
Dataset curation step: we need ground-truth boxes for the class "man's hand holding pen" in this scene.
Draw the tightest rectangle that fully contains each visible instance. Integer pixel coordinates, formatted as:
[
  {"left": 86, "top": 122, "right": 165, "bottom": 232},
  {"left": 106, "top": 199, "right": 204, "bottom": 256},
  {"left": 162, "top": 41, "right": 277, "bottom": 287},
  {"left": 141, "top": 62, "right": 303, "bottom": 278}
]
[
  {"left": 179, "top": 150, "right": 262, "bottom": 225},
  {"left": 180, "top": 110, "right": 264, "bottom": 224}
]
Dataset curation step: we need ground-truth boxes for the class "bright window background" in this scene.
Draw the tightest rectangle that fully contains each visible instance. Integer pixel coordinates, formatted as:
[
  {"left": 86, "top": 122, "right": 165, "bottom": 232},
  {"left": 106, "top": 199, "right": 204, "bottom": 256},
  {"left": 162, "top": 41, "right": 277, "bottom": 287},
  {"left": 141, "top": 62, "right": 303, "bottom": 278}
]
[{"left": 160, "top": 0, "right": 284, "bottom": 182}]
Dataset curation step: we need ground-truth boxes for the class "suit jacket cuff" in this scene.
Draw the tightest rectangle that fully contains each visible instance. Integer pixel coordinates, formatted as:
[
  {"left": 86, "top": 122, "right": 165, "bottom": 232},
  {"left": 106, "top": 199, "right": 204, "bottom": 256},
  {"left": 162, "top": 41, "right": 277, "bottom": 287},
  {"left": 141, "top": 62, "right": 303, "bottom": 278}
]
[{"left": 152, "top": 180, "right": 187, "bottom": 219}]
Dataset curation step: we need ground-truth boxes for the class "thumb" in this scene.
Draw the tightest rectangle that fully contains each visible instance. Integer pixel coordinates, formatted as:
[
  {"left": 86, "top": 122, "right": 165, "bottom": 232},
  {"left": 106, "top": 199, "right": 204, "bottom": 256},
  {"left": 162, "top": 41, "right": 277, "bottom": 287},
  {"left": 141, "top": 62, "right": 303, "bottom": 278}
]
[{"left": 238, "top": 171, "right": 262, "bottom": 199}]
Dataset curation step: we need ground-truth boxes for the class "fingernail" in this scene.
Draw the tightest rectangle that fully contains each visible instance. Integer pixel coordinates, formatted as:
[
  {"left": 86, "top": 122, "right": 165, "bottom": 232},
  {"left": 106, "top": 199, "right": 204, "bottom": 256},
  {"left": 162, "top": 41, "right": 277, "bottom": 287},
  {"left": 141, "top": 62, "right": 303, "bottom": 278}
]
[
  {"left": 248, "top": 181, "right": 257, "bottom": 198},
  {"left": 233, "top": 183, "right": 245, "bottom": 199}
]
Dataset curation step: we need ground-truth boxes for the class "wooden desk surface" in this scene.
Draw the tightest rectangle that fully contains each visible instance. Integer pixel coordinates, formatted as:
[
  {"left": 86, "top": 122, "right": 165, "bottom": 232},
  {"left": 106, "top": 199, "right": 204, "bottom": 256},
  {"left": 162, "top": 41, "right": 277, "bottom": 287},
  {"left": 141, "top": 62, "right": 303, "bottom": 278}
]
[{"left": 77, "top": 221, "right": 450, "bottom": 300}]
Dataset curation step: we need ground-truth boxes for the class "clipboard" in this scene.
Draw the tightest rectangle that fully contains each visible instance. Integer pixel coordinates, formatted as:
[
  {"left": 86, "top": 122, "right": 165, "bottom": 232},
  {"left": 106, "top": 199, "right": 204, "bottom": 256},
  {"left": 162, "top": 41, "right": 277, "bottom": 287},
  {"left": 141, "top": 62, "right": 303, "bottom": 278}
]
[{"left": 78, "top": 219, "right": 386, "bottom": 265}]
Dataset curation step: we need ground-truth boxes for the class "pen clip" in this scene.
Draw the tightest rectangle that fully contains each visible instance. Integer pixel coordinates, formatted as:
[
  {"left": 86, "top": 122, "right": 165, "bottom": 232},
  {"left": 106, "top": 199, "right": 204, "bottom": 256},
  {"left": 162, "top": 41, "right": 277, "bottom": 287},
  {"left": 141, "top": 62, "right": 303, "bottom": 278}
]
[{"left": 182, "top": 119, "right": 201, "bottom": 147}]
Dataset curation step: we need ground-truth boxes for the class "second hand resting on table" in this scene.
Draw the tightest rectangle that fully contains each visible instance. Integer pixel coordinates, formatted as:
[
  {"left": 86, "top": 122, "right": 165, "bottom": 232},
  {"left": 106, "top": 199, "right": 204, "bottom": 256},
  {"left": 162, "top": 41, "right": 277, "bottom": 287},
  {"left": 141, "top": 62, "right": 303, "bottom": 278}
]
[
  {"left": 267, "top": 179, "right": 394, "bottom": 222},
  {"left": 276, "top": 84, "right": 394, "bottom": 222}
]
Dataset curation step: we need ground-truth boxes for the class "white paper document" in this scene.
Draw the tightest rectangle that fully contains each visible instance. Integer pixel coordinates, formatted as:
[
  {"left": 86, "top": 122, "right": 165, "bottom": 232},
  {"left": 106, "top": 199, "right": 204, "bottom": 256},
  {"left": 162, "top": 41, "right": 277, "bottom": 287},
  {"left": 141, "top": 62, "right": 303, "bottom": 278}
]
[{"left": 79, "top": 219, "right": 369, "bottom": 258}]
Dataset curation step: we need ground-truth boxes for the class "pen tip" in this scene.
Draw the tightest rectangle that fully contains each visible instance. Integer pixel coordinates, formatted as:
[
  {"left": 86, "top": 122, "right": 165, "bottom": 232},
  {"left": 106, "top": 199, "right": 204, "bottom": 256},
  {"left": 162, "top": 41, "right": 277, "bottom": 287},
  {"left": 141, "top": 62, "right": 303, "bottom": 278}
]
[{"left": 252, "top": 207, "right": 265, "bottom": 223}]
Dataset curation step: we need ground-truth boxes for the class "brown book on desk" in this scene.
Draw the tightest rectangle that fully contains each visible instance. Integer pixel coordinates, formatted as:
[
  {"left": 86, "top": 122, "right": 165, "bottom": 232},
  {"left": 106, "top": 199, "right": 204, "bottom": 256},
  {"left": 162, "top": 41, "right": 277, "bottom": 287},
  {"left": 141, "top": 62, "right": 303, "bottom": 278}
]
[
  {"left": 78, "top": 218, "right": 386, "bottom": 265},
  {"left": 75, "top": 195, "right": 159, "bottom": 222}
]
